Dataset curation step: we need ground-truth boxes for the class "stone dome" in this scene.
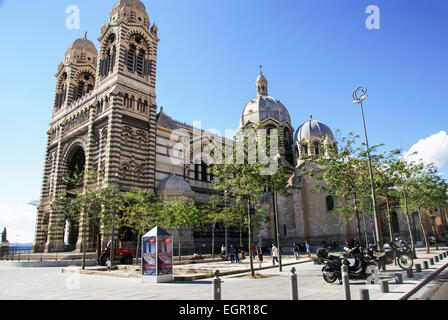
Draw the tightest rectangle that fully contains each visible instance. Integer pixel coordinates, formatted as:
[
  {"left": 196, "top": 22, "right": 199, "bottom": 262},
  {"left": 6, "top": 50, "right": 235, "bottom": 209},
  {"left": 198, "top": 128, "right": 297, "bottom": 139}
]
[
  {"left": 239, "top": 72, "right": 291, "bottom": 128},
  {"left": 156, "top": 175, "right": 194, "bottom": 197},
  {"left": 109, "top": 0, "right": 150, "bottom": 27},
  {"left": 64, "top": 35, "right": 97, "bottom": 64},
  {"left": 294, "top": 117, "right": 335, "bottom": 143}
]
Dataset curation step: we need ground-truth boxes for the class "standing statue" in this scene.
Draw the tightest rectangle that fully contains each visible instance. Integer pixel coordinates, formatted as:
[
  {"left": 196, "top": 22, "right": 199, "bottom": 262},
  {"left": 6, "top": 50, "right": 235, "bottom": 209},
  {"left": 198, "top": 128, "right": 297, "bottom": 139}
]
[{"left": 1, "top": 228, "right": 7, "bottom": 243}]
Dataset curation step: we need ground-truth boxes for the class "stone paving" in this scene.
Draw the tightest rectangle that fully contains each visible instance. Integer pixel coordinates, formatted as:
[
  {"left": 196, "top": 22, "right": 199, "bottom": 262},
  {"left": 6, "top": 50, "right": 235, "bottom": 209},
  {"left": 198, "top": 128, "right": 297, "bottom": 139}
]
[{"left": 0, "top": 248, "right": 447, "bottom": 300}]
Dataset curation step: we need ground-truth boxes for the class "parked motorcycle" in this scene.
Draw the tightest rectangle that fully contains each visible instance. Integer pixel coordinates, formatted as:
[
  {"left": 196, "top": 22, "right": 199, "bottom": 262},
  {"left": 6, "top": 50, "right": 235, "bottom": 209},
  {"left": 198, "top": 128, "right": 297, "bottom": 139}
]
[
  {"left": 366, "top": 239, "right": 414, "bottom": 270},
  {"left": 319, "top": 247, "right": 379, "bottom": 284}
]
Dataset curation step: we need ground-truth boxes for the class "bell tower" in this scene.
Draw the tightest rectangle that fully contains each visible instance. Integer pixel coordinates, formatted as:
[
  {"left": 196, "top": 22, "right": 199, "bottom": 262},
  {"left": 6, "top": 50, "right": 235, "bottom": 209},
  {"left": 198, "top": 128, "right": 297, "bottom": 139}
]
[{"left": 95, "top": 0, "right": 159, "bottom": 190}]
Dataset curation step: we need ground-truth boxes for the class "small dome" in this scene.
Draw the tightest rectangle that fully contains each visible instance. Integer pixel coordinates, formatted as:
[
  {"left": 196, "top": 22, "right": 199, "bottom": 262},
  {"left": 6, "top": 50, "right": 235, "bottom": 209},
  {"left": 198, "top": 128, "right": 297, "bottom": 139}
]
[
  {"left": 295, "top": 117, "right": 335, "bottom": 143},
  {"left": 109, "top": 0, "right": 150, "bottom": 27},
  {"left": 64, "top": 35, "right": 97, "bottom": 64},
  {"left": 67, "top": 38, "right": 97, "bottom": 54},
  {"left": 157, "top": 175, "right": 194, "bottom": 197},
  {"left": 239, "top": 72, "right": 291, "bottom": 128},
  {"left": 240, "top": 96, "right": 291, "bottom": 128}
]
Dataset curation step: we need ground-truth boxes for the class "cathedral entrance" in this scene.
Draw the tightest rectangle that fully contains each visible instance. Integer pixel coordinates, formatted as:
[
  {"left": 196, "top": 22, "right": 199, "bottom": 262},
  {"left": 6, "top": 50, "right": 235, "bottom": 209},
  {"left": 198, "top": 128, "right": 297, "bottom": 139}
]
[{"left": 66, "top": 146, "right": 85, "bottom": 190}]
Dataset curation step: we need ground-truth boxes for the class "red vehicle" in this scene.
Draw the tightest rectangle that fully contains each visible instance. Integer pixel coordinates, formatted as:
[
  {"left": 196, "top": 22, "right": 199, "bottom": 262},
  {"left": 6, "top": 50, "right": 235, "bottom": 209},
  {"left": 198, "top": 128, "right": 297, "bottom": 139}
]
[{"left": 98, "top": 239, "right": 134, "bottom": 266}]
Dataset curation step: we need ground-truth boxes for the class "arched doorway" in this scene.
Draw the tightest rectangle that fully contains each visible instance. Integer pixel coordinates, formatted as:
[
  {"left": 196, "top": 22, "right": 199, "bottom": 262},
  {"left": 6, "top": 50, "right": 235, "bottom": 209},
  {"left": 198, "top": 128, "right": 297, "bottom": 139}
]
[
  {"left": 66, "top": 147, "right": 85, "bottom": 190},
  {"left": 63, "top": 145, "right": 86, "bottom": 250}
]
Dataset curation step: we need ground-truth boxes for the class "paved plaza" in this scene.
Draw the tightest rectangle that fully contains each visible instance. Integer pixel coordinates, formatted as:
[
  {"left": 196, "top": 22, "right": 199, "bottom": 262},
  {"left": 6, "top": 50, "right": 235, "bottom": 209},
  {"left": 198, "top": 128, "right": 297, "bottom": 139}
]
[{"left": 1, "top": 247, "right": 447, "bottom": 300}]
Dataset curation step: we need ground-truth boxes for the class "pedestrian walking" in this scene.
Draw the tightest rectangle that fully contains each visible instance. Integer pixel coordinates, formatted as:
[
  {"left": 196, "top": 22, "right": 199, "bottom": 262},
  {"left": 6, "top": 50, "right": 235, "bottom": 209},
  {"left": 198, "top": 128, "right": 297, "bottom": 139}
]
[
  {"left": 293, "top": 242, "right": 300, "bottom": 260},
  {"left": 241, "top": 245, "right": 246, "bottom": 260},
  {"left": 271, "top": 244, "right": 279, "bottom": 266},
  {"left": 305, "top": 241, "right": 311, "bottom": 258},
  {"left": 229, "top": 245, "right": 235, "bottom": 263},
  {"left": 106, "top": 258, "right": 112, "bottom": 272},
  {"left": 235, "top": 246, "right": 240, "bottom": 263},
  {"left": 251, "top": 243, "right": 256, "bottom": 260},
  {"left": 257, "top": 243, "right": 263, "bottom": 268},
  {"left": 220, "top": 244, "right": 227, "bottom": 261}
]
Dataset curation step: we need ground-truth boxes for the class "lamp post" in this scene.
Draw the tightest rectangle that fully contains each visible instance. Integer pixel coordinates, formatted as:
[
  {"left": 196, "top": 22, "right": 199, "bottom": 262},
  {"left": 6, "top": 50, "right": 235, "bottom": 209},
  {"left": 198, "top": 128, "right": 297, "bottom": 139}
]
[
  {"left": 273, "top": 153, "right": 283, "bottom": 272},
  {"left": 352, "top": 86, "right": 381, "bottom": 248}
]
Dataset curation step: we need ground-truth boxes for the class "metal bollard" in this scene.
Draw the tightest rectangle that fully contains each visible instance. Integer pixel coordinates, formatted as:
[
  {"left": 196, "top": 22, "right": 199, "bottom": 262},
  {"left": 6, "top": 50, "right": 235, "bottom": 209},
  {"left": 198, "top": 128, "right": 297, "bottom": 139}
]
[
  {"left": 439, "top": 254, "right": 443, "bottom": 260},
  {"left": 435, "top": 256, "right": 439, "bottom": 263},
  {"left": 423, "top": 261, "right": 429, "bottom": 269},
  {"left": 290, "top": 267, "right": 299, "bottom": 300},
  {"left": 395, "top": 273, "right": 403, "bottom": 284},
  {"left": 415, "top": 264, "right": 422, "bottom": 273},
  {"left": 213, "top": 270, "right": 222, "bottom": 300},
  {"left": 359, "top": 289, "right": 370, "bottom": 300},
  {"left": 429, "top": 258, "right": 434, "bottom": 265},
  {"left": 406, "top": 268, "right": 414, "bottom": 279},
  {"left": 341, "top": 265, "right": 352, "bottom": 300},
  {"left": 443, "top": 252, "right": 447, "bottom": 258},
  {"left": 342, "top": 265, "right": 351, "bottom": 300},
  {"left": 380, "top": 280, "right": 389, "bottom": 293}
]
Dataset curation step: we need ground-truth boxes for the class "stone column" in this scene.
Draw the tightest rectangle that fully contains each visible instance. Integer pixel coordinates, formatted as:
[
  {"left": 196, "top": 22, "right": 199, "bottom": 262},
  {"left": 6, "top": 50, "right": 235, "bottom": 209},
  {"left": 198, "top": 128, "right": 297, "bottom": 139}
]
[
  {"left": 45, "top": 124, "right": 66, "bottom": 252},
  {"left": 32, "top": 132, "right": 52, "bottom": 253}
]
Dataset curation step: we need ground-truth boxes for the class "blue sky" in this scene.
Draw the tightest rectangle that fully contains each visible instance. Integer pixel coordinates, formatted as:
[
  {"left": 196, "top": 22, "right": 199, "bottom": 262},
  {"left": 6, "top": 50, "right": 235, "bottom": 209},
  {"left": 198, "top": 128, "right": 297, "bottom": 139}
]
[{"left": 0, "top": 0, "right": 447, "bottom": 242}]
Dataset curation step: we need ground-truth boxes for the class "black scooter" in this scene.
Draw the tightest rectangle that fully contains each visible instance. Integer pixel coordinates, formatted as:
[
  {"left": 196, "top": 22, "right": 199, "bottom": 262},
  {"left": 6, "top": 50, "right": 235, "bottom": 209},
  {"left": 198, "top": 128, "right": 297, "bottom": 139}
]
[{"left": 320, "top": 247, "right": 379, "bottom": 284}]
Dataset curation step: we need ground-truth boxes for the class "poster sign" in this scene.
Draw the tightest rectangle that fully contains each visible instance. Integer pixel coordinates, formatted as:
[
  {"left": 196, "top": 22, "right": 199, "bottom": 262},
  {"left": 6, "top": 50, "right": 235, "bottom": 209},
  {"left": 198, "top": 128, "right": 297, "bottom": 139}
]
[
  {"left": 141, "top": 227, "right": 174, "bottom": 283},
  {"left": 157, "top": 236, "right": 173, "bottom": 275},
  {"left": 142, "top": 236, "right": 157, "bottom": 276}
]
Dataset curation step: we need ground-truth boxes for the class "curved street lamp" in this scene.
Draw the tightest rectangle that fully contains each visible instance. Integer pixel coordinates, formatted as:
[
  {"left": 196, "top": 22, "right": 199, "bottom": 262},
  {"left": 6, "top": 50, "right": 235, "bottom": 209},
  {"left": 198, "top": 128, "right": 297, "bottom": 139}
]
[{"left": 353, "top": 86, "right": 382, "bottom": 248}]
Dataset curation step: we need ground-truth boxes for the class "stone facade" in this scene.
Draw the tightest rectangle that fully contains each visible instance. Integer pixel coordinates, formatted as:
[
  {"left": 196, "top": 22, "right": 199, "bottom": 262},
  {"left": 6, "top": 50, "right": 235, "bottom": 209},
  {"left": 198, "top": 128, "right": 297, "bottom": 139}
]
[{"left": 33, "top": 0, "right": 447, "bottom": 254}]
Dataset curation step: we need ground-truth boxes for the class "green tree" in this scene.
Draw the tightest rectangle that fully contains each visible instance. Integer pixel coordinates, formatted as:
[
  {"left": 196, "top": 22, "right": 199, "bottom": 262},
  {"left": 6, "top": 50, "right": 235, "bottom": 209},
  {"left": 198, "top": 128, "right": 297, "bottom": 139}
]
[
  {"left": 120, "top": 189, "right": 160, "bottom": 264},
  {"left": 53, "top": 169, "right": 122, "bottom": 269},
  {"left": 212, "top": 123, "right": 289, "bottom": 277},
  {"left": 158, "top": 198, "right": 204, "bottom": 261},
  {"left": 305, "top": 132, "right": 372, "bottom": 251}
]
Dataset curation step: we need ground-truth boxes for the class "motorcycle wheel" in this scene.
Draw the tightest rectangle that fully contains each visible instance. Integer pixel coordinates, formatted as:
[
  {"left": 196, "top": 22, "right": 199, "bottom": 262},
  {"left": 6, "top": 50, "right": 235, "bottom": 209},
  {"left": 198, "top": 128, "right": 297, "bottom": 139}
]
[
  {"left": 99, "top": 253, "right": 109, "bottom": 266},
  {"left": 322, "top": 268, "right": 338, "bottom": 283},
  {"left": 397, "top": 254, "right": 413, "bottom": 270}
]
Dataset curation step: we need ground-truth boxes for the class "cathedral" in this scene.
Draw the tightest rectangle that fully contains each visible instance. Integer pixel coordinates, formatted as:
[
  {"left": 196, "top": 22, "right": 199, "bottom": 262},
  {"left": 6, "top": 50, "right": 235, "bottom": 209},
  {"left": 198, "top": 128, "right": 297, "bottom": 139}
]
[{"left": 34, "top": 0, "right": 426, "bottom": 255}]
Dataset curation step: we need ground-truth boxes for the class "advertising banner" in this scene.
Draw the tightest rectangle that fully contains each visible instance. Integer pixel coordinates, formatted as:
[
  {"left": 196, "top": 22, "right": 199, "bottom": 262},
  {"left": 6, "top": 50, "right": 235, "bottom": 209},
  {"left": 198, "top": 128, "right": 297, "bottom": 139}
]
[
  {"left": 157, "top": 236, "right": 173, "bottom": 276},
  {"left": 142, "top": 236, "right": 157, "bottom": 276}
]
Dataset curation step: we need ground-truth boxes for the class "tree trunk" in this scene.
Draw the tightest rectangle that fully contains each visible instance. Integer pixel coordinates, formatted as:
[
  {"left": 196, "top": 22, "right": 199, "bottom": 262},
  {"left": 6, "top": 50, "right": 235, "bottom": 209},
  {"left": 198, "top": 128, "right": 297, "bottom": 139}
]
[
  {"left": 418, "top": 208, "right": 430, "bottom": 254},
  {"left": 353, "top": 195, "right": 363, "bottom": 252},
  {"left": 247, "top": 196, "right": 255, "bottom": 278},
  {"left": 369, "top": 215, "right": 377, "bottom": 246},
  {"left": 385, "top": 196, "right": 394, "bottom": 243},
  {"left": 430, "top": 213, "right": 439, "bottom": 250},
  {"left": 211, "top": 222, "right": 216, "bottom": 259},
  {"left": 82, "top": 229, "right": 86, "bottom": 270},
  {"left": 177, "top": 228, "right": 183, "bottom": 262},
  {"left": 135, "top": 232, "right": 140, "bottom": 265},
  {"left": 443, "top": 207, "right": 448, "bottom": 232},
  {"left": 403, "top": 192, "right": 415, "bottom": 249}
]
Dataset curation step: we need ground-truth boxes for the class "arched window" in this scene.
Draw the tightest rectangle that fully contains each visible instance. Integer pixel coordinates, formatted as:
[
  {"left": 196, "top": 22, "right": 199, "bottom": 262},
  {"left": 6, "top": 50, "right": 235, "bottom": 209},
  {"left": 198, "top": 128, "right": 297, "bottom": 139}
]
[
  {"left": 326, "top": 195, "right": 335, "bottom": 211},
  {"left": 303, "top": 144, "right": 308, "bottom": 155},
  {"left": 126, "top": 44, "right": 136, "bottom": 72},
  {"left": 73, "top": 72, "right": 95, "bottom": 100},
  {"left": 124, "top": 94, "right": 129, "bottom": 108},
  {"left": 55, "top": 72, "right": 68, "bottom": 109},
  {"left": 125, "top": 34, "right": 150, "bottom": 77},
  {"left": 201, "top": 161, "right": 208, "bottom": 182},
  {"left": 136, "top": 50, "right": 145, "bottom": 77}
]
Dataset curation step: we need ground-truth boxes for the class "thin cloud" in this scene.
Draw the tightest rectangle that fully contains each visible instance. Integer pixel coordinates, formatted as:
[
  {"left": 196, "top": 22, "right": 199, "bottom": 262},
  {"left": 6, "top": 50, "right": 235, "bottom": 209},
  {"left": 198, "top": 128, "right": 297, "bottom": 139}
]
[{"left": 403, "top": 131, "right": 448, "bottom": 169}]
